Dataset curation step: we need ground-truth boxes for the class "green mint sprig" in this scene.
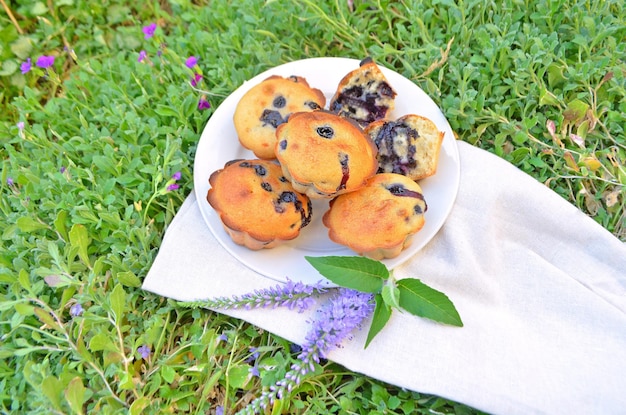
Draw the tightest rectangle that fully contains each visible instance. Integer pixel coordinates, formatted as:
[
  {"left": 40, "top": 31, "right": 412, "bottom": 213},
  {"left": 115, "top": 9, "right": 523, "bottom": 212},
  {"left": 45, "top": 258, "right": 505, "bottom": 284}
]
[{"left": 305, "top": 256, "right": 463, "bottom": 348}]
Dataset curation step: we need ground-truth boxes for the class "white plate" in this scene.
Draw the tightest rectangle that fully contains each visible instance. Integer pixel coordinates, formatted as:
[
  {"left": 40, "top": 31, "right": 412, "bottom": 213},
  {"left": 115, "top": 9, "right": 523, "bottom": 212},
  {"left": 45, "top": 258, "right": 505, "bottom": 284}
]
[{"left": 193, "top": 57, "right": 460, "bottom": 287}]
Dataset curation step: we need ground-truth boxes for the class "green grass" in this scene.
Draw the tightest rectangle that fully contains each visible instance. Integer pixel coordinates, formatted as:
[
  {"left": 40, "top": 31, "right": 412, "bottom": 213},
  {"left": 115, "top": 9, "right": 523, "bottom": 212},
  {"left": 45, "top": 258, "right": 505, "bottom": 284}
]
[{"left": 0, "top": 0, "right": 624, "bottom": 413}]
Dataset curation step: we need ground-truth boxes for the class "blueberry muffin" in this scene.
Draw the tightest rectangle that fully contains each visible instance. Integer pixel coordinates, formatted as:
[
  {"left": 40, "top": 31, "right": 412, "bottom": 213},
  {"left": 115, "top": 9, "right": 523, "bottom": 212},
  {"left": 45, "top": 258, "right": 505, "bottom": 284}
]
[
  {"left": 233, "top": 75, "right": 326, "bottom": 159},
  {"left": 275, "top": 111, "right": 378, "bottom": 199},
  {"left": 322, "top": 173, "right": 427, "bottom": 260},
  {"left": 365, "top": 114, "right": 444, "bottom": 180},
  {"left": 329, "top": 57, "right": 397, "bottom": 128},
  {"left": 207, "top": 159, "right": 313, "bottom": 250}
]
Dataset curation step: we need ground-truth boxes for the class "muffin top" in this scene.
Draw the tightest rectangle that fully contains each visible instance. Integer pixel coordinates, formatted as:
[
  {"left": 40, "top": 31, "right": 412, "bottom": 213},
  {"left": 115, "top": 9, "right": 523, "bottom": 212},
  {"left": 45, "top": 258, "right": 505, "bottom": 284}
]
[
  {"left": 322, "top": 173, "right": 427, "bottom": 254},
  {"left": 207, "top": 159, "right": 312, "bottom": 243},
  {"left": 275, "top": 111, "right": 378, "bottom": 198},
  {"left": 329, "top": 57, "right": 397, "bottom": 127},
  {"left": 233, "top": 75, "right": 326, "bottom": 159},
  {"left": 365, "top": 114, "right": 444, "bottom": 180}
]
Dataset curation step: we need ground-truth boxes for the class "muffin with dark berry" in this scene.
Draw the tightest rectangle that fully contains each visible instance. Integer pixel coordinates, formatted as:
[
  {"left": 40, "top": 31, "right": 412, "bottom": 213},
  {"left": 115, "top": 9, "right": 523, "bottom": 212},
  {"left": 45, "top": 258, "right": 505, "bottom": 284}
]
[
  {"left": 275, "top": 111, "right": 378, "bottom": 199},
  {"left": 322, "top": 173, "right": 427, "bottom": 260},
  {"left": 233, "top": 75, "right": 326, "bottom": 159},
  {"left": 365, "top": 114, "right": 444, "bottom": 180},
  {"left": 329, "top": 57, "right": 397, "bottom": 128},
  {"left": 207, "top": 159, "right": 312, "bottom": 250}
]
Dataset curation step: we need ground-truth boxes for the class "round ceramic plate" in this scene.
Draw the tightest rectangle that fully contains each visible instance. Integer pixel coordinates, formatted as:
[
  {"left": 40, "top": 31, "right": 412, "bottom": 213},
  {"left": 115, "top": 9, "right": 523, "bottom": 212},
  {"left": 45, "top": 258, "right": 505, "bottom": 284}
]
[{"left": 193, "top": 57, "right": 460, "bottom": 286}]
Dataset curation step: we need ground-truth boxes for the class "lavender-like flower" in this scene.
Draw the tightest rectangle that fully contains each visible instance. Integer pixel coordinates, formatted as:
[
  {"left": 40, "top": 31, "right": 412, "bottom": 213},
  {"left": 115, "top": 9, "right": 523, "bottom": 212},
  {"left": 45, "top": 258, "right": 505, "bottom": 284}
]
[
  {"left": 198, "top": 97, "right": 211, "bottom": 110},
  {"left": 185, "top": 56, "right": 198, "bottom": 68},
  {"left": 190, "top": 73, "right": 203, "bottom": 87},
  {"left": 180, "top": 279, "right": 326, "bottom": 313},
  {"left": 69, "top": 303, "right": 84, "bottom": 317},
  {"left": 20, "top": 58, "right": 31, "bottom": 74},
  {"left": 138, "top": 344, "right": 151, "bottom": 359},
  {"left": 143, "top": 23, "right": 157, "bottom": 39},
  {"left": 36, "top": 55, "right": 55, "bottom": 69},
  {"left": 238, "top": 289, "right": 374, "bottom": 414},
  {"left": 138, "top": 50, "right": 147, "bottom": 63}
]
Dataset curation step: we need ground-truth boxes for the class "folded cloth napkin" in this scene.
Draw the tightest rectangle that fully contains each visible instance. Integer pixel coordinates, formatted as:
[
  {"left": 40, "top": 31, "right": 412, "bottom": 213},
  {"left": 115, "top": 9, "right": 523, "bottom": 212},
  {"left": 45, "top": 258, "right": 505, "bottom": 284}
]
[{"left": 142, "top": 140, "right": 626, "bottom": 415}]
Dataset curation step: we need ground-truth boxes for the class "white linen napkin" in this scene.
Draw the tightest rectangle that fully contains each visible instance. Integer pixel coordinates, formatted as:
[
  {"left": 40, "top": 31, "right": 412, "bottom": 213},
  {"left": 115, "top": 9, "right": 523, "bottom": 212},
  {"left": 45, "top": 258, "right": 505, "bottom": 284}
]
[{"left": 142, "top": 141, "right": 626, "bottom": 415}]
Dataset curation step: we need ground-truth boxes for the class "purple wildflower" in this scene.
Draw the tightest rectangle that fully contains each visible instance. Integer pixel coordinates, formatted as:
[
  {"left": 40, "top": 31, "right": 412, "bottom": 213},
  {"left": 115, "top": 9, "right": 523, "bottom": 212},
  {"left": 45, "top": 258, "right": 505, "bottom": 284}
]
[
  {"left": 17, "top": 122, "right": 24, "bottom": 131},
  {"left": 36, "top": 55, "right": 55, "bottom": 69},
  {"left": 171, "top": 171, "right": 182, "bottom": 181},
  {"left": 138, "top": 344, "right": 151, "bottom": 359},
  {"left": 242, "top": 289, "right": 374, "bottom": 413},
  {"left": 218, "top": 333, "right": 228, "bottom": 343},
  {"left": 198, "top": 97, "right": 211, "bottom": 110},
  {"left": 7, "top": 177, "right": 14, "bottom": 187},
  {"left": 166, "top": 183, "right": 180, "bottom": 191},
  {"left": 138, "top": 50, "right": 147, "bottom": 62},
  {"left": 249, "top": 364, "right": 260, "bottom": 377},
  {"left": 190, "top": 73, "right": 203, "bottom": 87},
  {"left": 215, "top": 406, "right": 224, "bottom": 415},
  {"left": 185, "top": 56, "right": 198, "bottom": 68},
  {"left": 69, "top": 303, "right": 84, "bottom": 317},
  {"left": 20, "top": 58, "right": 32, "bottom": 74},
  {"left": 60, "top": 166, "right": 66, "bottom": 174},
  {"left": 143, "top": 23, "right": 157, "bottom": 39}
]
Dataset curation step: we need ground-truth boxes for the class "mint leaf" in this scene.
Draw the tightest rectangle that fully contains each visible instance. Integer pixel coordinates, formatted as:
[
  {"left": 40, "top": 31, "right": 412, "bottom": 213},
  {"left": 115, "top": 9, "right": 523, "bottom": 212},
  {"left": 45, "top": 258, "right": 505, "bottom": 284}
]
[
  {"left": 305, "top": 256, "right": 388, "bottom": 293},
  {"left": 365, "top": 294, "right": 392, "bottom": 348},
  {"left": 381, "top": 280, "right": 401, "bottom": 310},
  {"left": 397, "top": 278, "right": 463, "bottom": 327}
]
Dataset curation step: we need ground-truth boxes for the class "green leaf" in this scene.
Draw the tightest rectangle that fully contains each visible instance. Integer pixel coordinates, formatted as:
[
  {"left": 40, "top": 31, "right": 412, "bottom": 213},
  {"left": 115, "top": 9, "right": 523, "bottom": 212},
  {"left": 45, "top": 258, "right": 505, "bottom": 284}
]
[
  {"left": 41, "top": 376, "right": 64, "bottom": 410},
  {"left": 64, "top": 377, "right": 86, "bottom": 415},
  {"left": 16, "top": 216, "right": 48, "bottom": 232},
  {"left": 33, "top": 307, "right": 62, "bottom": 332},
  {"left": 130, "top": 397, "right": 151, "bottom": 415},
  {"left": 397, "top": 278, "right": 463, "bottom": 327},
  {"left": 161, "top": 365, "right": 176, "bottom": 384},
  {"left": 365, "top": 294, "right": 392, "bottom": 348},
  {"left": 69, "top": 224, "right": 91, "bottom": 267},
  {"left": 117, "top": 270, "right": 141, "bottom": 287},
  {"left": 381, "top": 281, "right": 401, "bottom": 310},
  {"left": 10, "top": 37, "right": 33, "bottom": 59},
  {"left": 110, "top": 283, "right": 126, "bottom": 324},
  {"left": 563, "top": 99, "right": 589, "bottom": 124},
  {"left": 305, "top": 256, "right": 388, "bottom": 293},
  {"left": 89, "top": 332, "right": 116, "bottom": 352}
]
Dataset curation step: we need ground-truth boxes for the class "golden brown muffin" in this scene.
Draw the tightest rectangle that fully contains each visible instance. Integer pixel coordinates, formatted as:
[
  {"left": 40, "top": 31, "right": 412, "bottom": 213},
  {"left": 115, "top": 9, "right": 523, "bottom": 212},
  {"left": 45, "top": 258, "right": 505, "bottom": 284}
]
[
  {"left": 275, "top": 111, "right": 378, "bottom": 199},
  {"left": 322, "top": 173, "right": 427, "bottom": 260},
  {"left": 364, "top": 114, "right": 444, "bottom": 180},
  {"left": 329, "top": 57, "right": 397, "bottom": 128},
  {"left": 233, "top": 75, "right": 326, "bottom": 159},
  {"left": 365, "top": 114, "right": 445, "bottom": 180},
  {"left": 207, "top": 159, "right": 312, "bottom": 250}
]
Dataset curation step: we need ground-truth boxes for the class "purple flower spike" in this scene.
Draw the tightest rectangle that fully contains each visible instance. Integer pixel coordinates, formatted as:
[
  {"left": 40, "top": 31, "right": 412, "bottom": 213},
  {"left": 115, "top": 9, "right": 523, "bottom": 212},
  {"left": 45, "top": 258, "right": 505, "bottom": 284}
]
[
  {"left": 167, "top": 183, "right": 180, "bottom": 192},
  {"left": 138, "top": 344, "right": 151, "bottom": 359},
  {"left": 36, "top": 55, "right": 55, "bottom": 69},
  {"left": 138, "top": 50, "right": 147, "bottom": 62},
  {"left": 143, "top": 23, "right": 157, "bottom": 39},
  {"left": 20, "top": 58, "right": 32, "bottom": 74},
  {"left": 198, "top": 97, "right": 211, "bottom": 110},
  {"left": 185, "top": 56, "right": 198, "bottom": 68},
  {"left": 172, "top": 171, "right": 182, "bottom": 181},
  {"left": 7, "top": 177, "right": 14, "bottom": 187}
]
